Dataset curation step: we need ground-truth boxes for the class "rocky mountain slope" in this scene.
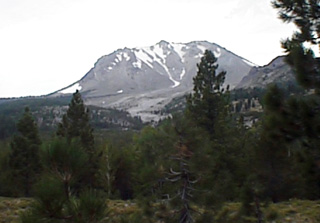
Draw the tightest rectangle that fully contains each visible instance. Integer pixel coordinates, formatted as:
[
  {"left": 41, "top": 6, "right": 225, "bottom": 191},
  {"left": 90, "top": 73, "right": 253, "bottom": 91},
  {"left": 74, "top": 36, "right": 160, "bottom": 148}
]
[
  {"left": 51, "top": 41, "right": 254, "bottom": 121},
  {"left": 236, "top": 56, "right": 295, "bottom": 89}
]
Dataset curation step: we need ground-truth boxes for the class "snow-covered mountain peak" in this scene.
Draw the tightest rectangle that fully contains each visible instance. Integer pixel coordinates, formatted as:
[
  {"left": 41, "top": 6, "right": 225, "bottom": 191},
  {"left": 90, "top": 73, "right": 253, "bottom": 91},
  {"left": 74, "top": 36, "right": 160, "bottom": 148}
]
[{"left": 52, "top": 40, "right": 254, "bottom": 122}]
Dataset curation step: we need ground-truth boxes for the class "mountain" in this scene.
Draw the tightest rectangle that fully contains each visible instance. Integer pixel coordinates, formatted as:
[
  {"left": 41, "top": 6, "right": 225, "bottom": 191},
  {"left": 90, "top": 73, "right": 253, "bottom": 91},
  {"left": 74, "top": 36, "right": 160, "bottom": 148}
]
[
  {"left": 235, "top": 56, "right": 296, "bottom": 89},
  {"left": 51, "top": 41, "right": 254, "bottom": 122}
]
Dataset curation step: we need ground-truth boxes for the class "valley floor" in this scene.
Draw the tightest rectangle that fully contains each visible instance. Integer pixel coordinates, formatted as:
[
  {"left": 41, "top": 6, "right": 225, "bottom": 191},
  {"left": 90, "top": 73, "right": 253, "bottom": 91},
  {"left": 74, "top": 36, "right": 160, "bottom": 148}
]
[{"left": 0, "top": 197, "right": 319, "bottom": 223}]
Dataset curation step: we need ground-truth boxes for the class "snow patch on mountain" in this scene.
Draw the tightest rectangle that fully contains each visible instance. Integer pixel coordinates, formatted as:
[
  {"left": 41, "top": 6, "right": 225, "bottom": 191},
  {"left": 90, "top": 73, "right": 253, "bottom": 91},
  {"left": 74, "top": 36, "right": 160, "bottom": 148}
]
[
  {"left": 214, "top": 48, "right": 221, "bottom": 57},
  {"left": 242, "top": 59, "right": 256, "bottom": 67},
  {"left": 134, "top": 45, "right": 179, "bottom": 88},
  {"left": 123, "top": 52, "right": 130, "bottom": 61},
  {"left": 197, "top": 45, "right": 206, "bottom": 53},
  {"left": 132, "top": 60, "right": 142, "bottom": 69},
  {"left": 131, "top": 42, "right": 188, "bottom": 88},
  {"left": 170, "top": 77, "right": 180, "bottom": 88},
  {"left": 153, "top": 44, "right": 168, "bottom": 58},
  {"left": 134, "top": 49, "right": 154, "bottom": 68},
  {"left": 116, "top": 54, "right": 122, "bottom": 62},
  {"left": 180, "top": 68, "right": 186, "bottom": 80},
  {"left": 172, "top": 43, "right": 186, "bottom": 62}
]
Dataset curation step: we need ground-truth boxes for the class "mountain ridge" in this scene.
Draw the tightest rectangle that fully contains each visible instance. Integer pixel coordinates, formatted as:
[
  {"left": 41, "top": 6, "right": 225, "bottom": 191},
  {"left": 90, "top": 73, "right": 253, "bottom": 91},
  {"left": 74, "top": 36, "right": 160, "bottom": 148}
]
[
  {"left": 235, "top": 56, "right": 295, "bottom": 89},
  {"left": 50, "top": 40, "right": 254, "bottom": 121}
]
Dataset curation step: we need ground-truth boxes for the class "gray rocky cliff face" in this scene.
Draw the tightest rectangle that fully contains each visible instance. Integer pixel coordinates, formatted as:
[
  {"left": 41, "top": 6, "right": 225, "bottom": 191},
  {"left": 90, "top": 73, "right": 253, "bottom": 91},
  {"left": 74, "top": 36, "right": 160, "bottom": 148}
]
[{"left": 236, "top": 56, "right": 295, "bottom": 89}]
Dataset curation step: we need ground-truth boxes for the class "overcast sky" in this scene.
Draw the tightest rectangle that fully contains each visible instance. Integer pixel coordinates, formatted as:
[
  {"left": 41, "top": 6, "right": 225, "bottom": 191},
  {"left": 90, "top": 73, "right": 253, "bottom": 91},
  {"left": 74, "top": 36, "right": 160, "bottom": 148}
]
[{"left": 0, "top": 0, "right": 296, "bottom": 98}]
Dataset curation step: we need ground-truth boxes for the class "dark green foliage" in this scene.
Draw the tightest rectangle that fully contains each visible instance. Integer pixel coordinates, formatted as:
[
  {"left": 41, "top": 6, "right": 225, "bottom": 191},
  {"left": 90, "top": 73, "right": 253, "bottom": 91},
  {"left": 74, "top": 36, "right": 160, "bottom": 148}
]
[
  {"left": 0, "top": 142, "right": 16, "bottom": 196},
  {"left": 41, "top": 139, "right": 88, "bottom": 198},
  {"left": 133, "top": 124, "right": 176, "bottom": 197},
  {"left": 32, "top": 175, "right": 67, "bottom": 219},
  {"left": 112, "top": 147, "right": 135, "bottom": 200},
  {"left": 15, "top": 107, "right": 41, "bottom": 145},
  {"left": 253, "top": 0, "right": 320, "bottom": 202},
  {"left": 293, "top": 147, "right": 320, "bottom": 199},
  {"left": 186, "top": 49, "right": 229, "bottom": 137},
  {"left": 9, "top": 107, "right": 41, "bottom": 197},
  {"left": 21, "top": 139, "right": 107, "bottom": 223},
  {"left": 96, "top": 133, "right": 138, "bottom": 200},
  {"left": 145, "top": 116, "right": 208, "bottom": 222},
  {"left": 0, "top": 115, "right": 16, "bottom": 140},
  {"left": 21, "top": 186, "right": 107, "bottom": 223},
  {"left": 184, "top": 50, "right": 245, "bottom": 208},
  {"left": 57, "top": 90, "right": 94, "bottom": 153},
  {"left": 248, "top": 84, "right": 320, "bottom": 202},
  {"left": 42, "top": 140, "right": 88, "bottom": 175},
  {"left": 69, "top": 189, "right": 107, "bottom": 223},
  {"left": 239, "top": 176, "right": 264, "bottom": 223},
  {"left": 263, "top": 85, "right": 320, "bottom": 143},
  {"left": 98, "top": 136, "right": 136, "bottom": 200},
  {"left": 56, "top": 90, "right": 99, "bottom": 189}
]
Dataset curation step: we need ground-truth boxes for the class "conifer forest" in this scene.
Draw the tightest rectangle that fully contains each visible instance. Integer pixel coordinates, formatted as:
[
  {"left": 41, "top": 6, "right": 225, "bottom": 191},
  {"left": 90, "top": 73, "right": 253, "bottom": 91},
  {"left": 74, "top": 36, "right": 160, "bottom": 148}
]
[{"left": 0, "top": 1, "right": 320, "bottom": 222}]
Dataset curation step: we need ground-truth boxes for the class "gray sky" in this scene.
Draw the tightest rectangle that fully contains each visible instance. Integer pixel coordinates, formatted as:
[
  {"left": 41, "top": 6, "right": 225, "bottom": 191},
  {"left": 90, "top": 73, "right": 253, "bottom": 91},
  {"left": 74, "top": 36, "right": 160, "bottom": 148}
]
[{"left": 0, "top": 0, "right": 296, "bottom": 98}]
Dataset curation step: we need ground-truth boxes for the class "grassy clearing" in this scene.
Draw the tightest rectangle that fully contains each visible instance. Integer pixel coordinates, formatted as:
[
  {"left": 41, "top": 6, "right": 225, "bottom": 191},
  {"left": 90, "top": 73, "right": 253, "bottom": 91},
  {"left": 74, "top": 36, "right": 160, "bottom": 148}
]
[
  {"left": 213, "top": 199, "right": 320, "bottom": 223},
  {"left": 0, "top": 197, "right": 32, "bottom": 223},
  {"left": 0, "top": 197, "right": 319, "bottom": 223}
]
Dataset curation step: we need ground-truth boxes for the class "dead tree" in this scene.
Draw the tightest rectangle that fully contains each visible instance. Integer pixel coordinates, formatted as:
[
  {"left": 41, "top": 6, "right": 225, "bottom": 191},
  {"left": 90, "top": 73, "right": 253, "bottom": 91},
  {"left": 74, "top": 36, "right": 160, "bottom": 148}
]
[{"left": 166, "top": 135, "right": 198, "bottom": 223}]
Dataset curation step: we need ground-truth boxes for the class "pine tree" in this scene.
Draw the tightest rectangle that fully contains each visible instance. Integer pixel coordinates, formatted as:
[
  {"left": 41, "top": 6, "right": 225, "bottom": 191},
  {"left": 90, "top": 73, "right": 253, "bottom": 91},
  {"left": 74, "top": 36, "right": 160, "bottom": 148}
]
[
  {"left": 185, "top": 50, "right": 244, "bottom": 206},
  {"left": 260, "top": 84, "right": 320, "bottom": 200},
  {"left": 20, "top": 139, "right": 107, "bottom": 223},
  {"left": 57, "top": 90, "right": 97, "bottom": 188},
  {"left": 270, "top": 1, "right": 320, "bottom": 199},
  {"left": 41, "top": 139, "right": 89, "bottom": 199},
  {"left": 57, "top": 90, "right": 94, "bottom": 153},
  {"left": 9, "top": 107, "right": 41, "bottom": 197},
  {"left": 186, "top": 49, "right": 229, "bottom": 137}
]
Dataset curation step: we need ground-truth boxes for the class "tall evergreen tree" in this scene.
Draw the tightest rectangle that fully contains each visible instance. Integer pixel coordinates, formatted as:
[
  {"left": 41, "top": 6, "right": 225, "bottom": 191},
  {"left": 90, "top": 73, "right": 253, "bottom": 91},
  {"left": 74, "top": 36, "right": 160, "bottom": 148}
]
[
  {"left": 57, "top": 90, "right": 94, "bottom": 154},
  {"left": 57, "top": 90, "right": 97, "bottom": 188},
  {"left": 270, "top": 0, "right": 320, "bottom": 199},
  {"left": 9, "top": 107, "right": 41, "bottom": 197},
  {"left": 186, "top": 49, "right": 229, "bottom": 137},
  {"left": 184, "top": 51, "right": 246, "bottom": 209}
]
